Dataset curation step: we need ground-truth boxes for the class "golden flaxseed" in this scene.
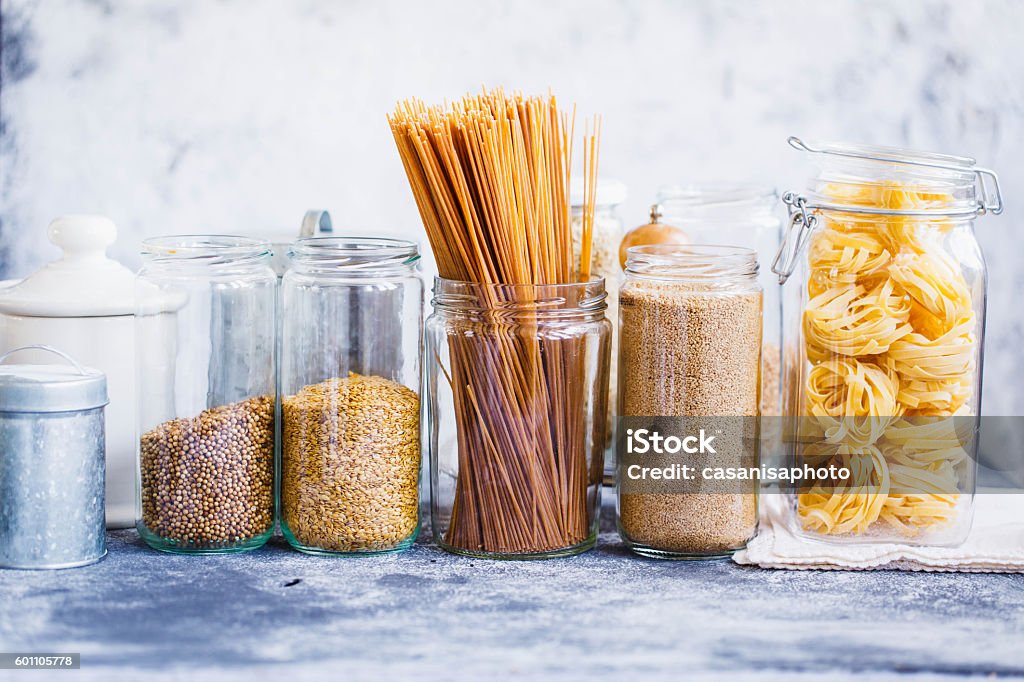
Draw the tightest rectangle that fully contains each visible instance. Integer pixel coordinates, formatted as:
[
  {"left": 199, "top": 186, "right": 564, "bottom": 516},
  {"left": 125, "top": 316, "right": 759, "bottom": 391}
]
[{"left": 281, "top": 373, "right": 420, "bottom": 552}]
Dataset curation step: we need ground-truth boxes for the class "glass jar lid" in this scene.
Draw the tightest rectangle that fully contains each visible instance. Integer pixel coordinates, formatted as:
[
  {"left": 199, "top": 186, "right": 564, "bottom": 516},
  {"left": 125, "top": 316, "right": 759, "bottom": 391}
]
[
  {"left": 288, "top": 237, "right": 420, "bottom": 275},
  {"left": 787, "top": 136, "right": 1003, "bottom": 217},
  {"left": 772, "top": 137, "right": 1004, "bottom": 284},
  {"left": 0, "top": 346, "right": 107, "bottom": 413}
]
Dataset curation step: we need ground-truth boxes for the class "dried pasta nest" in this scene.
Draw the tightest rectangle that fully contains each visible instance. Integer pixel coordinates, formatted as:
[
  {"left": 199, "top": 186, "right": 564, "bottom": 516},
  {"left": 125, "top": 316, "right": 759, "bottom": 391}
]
[{"left": 804, "top": 278, "right": 912, "bottom": 358}]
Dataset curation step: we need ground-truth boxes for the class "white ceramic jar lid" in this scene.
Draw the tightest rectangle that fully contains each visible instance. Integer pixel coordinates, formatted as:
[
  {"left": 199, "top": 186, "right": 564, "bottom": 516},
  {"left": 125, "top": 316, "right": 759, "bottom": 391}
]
[{"left": 0, "top": 215, "right": 136, "bottom": 318}]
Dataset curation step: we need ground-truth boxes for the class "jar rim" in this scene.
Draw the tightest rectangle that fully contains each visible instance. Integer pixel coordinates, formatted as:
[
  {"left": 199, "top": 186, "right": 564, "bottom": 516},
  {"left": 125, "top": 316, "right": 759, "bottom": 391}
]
[
  {"left": 654, "top": 184, "right": 780, "bottom": 230},
  {"left": 431, "top": 276, "right": 607, "bottom": 314},
  {"left": 289, "top": 236, "right": 420, "bottom": 267},
  {"left": 626, "top": 242, "right": 757, "bottom": 266},
  {"left": 789, "top": 136, "right": 995, "bottom": 217},
  {"left": 626, "top": 244, "right": 759, "bottom": 279},
  {"left": 141, "top": 235, "right": 271, "bottom": 262}
]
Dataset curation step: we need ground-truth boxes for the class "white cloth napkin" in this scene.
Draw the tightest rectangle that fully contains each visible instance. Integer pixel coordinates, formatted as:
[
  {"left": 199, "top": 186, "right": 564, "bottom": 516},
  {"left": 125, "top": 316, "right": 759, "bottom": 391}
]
[{"left": 733, "top": 493, "right": 1024, "bottom": 572}]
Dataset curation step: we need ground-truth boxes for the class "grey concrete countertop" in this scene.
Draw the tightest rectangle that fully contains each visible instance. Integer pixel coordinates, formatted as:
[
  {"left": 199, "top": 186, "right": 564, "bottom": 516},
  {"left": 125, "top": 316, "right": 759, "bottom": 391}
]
[{"left": 2, "top": 501, "right": 1023, "bottom": 682}]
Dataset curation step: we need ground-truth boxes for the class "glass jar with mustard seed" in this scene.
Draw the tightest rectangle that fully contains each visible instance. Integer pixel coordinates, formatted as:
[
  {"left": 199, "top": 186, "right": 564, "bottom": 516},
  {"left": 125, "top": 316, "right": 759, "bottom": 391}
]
[{"left": 135, "top": 236, "right": 277, "bottom": 554}]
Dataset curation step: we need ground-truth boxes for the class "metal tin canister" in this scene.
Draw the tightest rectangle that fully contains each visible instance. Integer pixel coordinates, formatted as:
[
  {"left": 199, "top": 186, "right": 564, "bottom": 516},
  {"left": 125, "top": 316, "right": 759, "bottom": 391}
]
[{"left": 0, "top": 345, "right": 108, "bottom": 569}]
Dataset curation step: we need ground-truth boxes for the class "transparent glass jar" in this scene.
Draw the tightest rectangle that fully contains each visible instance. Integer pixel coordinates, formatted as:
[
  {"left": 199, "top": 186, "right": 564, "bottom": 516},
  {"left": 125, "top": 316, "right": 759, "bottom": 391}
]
[
  {"left": 656, "top": 184, "right": 782, "bottom": 421},
  {"left": 571, "top": 179, "right": 627, "bottom": 484},
  {"left": 616, "top": 245, "right": 762, "bottom": 559},
  {"left": 772, "top": 137, "right": 1003, "bottom": 546},
  {"left": 425, "top": 278, "right": 611, "bottom": 559},
  {"left": 135, "top": 236, "right": 277, "bottom": 554},
  {"left": 280, "top": 237, "right": 423, "bottom": 555}
]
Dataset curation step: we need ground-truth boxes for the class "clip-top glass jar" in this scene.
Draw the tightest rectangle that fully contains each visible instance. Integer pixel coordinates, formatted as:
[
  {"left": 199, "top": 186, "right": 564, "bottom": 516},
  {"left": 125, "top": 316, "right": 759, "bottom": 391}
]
[
  {"left": 773, "top": 137, "right": 1002, "bottom": 546},
  {"left": 280, "top": 237, "right": 423, "bottom": 555},
  {"left": 425, "top": 278, "right": 611, "bottom": 559},
  {"left": 136, "top": 236, "right": 277, "bottom": 554},
  {"left": 616, "top": 245, "right": 762, "bottom": 559}
]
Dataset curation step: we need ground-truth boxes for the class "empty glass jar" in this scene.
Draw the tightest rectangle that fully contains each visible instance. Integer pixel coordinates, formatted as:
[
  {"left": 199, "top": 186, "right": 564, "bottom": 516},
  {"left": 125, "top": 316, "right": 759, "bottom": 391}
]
[
  {"left": 279, "top": 237, "right": 423, "bottom": 555},
  {"left": 425, "top": 278, "right": 611, "bottom": 559},
  {"left": 135, "top": 236, "right": 277, "bottom": 554},
  {"left": 656, "top": 184, "right": 782, "bottom": 420},
  {"left": 773, "top": 137, "right": 1002, "bottom": 546}
]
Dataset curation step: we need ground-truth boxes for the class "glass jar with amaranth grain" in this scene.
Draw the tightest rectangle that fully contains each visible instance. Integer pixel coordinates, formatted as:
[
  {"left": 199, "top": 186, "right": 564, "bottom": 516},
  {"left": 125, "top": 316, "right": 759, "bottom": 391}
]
[
  {"left": 616, "top": 245, "right": 762, "bottom": 559},
  {"left": 280, "top": 237, "right": 423, "bottom": 555},
  {"left": 135, "top": 236, "right": 277, "bottom": 554}
]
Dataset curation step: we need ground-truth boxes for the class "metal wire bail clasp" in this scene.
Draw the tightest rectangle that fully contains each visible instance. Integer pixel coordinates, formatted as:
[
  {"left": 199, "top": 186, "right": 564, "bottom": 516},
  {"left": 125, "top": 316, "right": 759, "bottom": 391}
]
[
  {"left": 974, "top": 167, "right": 1004, "bottom": 215},
  {"left": 771, "top": 192, "right": 816, "bottom": 284}
]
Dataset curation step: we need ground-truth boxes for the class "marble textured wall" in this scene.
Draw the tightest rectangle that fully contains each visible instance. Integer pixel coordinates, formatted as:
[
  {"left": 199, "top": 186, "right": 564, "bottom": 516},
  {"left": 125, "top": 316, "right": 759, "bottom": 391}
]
[{"left": 1, "top": 0, "right": 1022, "bottom": 412}]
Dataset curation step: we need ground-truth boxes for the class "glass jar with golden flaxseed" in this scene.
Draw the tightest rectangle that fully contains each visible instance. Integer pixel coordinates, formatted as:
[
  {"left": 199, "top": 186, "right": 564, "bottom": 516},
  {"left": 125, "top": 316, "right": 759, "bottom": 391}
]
[{"left": 280, "top": 237, "right": 423, "bottom": 555}]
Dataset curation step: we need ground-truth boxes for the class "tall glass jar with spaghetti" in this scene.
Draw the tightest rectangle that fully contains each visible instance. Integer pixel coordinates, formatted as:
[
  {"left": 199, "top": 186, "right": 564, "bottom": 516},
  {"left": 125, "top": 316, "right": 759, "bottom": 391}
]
[
  {"left": 389, "top": 88, "right": 609, "bottom": 559},
  {"left": 772, "top": 137, "right": 1003, "bottom": 546},
  {"left": 280, "top": 237, "right": 423, "bottom": 555},
  {"left": 424, "top": 278, "right": 610, "bottom": 558}
]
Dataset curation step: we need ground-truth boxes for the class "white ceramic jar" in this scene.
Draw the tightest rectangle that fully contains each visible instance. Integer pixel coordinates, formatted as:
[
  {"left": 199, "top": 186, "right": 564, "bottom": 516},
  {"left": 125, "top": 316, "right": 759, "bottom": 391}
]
[{"left": 0, "top": 215, "right": 138, "bottom": 528}]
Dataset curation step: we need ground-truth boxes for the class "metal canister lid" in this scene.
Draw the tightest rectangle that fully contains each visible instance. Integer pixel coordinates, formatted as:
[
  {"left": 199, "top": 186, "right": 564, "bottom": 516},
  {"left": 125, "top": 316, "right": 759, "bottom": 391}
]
[{"left": 0, "top": 346, "right": 108, "bottom": 413}]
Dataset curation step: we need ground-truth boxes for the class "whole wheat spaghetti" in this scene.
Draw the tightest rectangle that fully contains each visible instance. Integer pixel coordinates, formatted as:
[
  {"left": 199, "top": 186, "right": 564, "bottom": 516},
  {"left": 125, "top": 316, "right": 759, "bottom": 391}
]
[{"left": 389, "top": 89, "right": 602, "bottom": 554}]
